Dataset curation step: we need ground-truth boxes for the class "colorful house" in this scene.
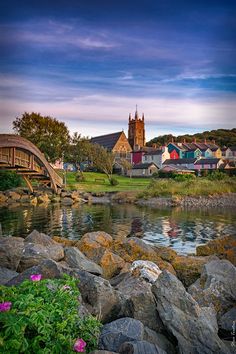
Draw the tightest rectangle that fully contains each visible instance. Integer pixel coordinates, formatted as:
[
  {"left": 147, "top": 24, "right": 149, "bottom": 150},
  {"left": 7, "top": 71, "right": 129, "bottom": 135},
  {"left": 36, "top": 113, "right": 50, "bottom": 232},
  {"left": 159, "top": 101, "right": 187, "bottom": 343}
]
[
  {"left": 131, "top": 162, "right": 159, "bottom": 177},
  {"left": 194, "top": 158, "right": 224, "bottom": 170},
  {"left": 167, "top": 142, "right": 185, "bottom": 159},
  {"left": 182, "top": 143, "right": 202, "bottom": 158},
  {"left": 142, "top": 146, "right": 170, "bottom": 168},
  {"left": 163, "top": 158, "right": 197, "bottom": 170}
]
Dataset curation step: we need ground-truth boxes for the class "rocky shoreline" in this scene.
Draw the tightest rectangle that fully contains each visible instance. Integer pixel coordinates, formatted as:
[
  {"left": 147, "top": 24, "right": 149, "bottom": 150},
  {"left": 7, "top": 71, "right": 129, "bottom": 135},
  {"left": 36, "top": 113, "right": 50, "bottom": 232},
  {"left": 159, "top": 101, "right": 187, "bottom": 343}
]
[
  {"left": 0, "top": 230, "right": 235, "bottom": 354},
  {"left": 1, "top": 188, "right": 236, "bottom": 209}
]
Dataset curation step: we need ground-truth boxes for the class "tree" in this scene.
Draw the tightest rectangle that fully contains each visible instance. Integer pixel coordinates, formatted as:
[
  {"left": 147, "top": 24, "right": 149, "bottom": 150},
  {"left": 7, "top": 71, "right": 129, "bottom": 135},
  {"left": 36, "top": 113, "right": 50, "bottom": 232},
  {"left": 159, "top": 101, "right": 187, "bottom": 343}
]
[
  {"left": 64, "top": 132, "right": 92, "bottom": 170},
  {"left": 118, "top": 158, "right": 132, "bottom": 177},
  {"left": 13, "top": 112, "right": 70, "bottom": 163},
  {"left": 89, "top": 144, "right": 115, "bottom": 184}
]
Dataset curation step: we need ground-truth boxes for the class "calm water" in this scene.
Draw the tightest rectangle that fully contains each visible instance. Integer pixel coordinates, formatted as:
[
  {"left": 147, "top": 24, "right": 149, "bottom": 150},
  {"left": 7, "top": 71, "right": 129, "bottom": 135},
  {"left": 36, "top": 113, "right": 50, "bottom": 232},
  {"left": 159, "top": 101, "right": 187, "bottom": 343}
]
[{"left": 0, "top": 203, "right": 236, "bottom": 255}]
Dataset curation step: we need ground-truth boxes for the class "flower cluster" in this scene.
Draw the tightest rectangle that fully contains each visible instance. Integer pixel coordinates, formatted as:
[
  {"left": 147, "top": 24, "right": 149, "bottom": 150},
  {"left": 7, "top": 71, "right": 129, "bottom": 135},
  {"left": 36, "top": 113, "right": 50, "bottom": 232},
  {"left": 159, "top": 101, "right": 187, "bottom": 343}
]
[
  {"left": 0, "top": 302, "right": 12, "bottom": 312},
  {"left": 73, "top": 338, "right": 86, "bottom": 352}
]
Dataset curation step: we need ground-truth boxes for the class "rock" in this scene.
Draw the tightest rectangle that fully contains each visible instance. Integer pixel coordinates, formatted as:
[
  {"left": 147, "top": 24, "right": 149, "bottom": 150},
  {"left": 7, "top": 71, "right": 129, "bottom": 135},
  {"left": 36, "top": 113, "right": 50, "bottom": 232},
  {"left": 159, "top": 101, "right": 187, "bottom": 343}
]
[
  {"left": 30, "top": 197, "right": 38, "bottom": 205},
  {"left": 37, "top": 194, "right": 50, "bottom": 204},
  {"left": 7, "top": 259, "right": 74, "bottom": 286},
  {"left": 152, "top": 270, "right": 230, "bottom": 354},
  {"left": 172, "top": 255, "right": 214, "bottom": 287},
  {"left": 52, "top": 236, "right": 77, "bottom": 247},
  {"left": 218, "top": 307, "right": 236, "bottom": 339},
  {"left": 64, "top": 247, "right": 103, "bottom": 275},
  {"left": 8, "top": 191, "right": 21, "bottom": 200},
  {"left": 130, "top": 260, "right": 162, "bottom": 283},
  {"left": 25, "top": 230, "right": 58, "bottom": 246},
  {"left": 18, "top": 242, "right": 64, "bottom": 272},
  {"left": 99, "top": 317, "right": 144, "bottom": 352},
  {"left": 154, "top": 246, "right": 177, "bottom": 262},
  {"left": 89, "top": 351, "right": 118, "bottom": 354},
  {"left": 115, "top": 273, "right": 164, "bottom": 332},
  {"left": 0, "top": 236, "right": 24, "bottom": 270},
  {"left": 143, "top": 327, "right": 176, "bottom": 354},
  {"left": 61, "top": 197, "right": 74, "bottom": 205},
  {"left": 77, "top": 231, "right": 113, "bottom": 263},
  {"left": 113, "top": 238, "right": 176, "bottom": 275},
  {"left": 196, "top": 235, "right": 236, "bottom": 266},
  {"left": 0, "top": 192, "right": 8, "bottom": 203},
  {"left": 100, "top": 250, "right": 125, "bottom": 279},
  {"left": 76, "top": 270, "right": 122, "bottom": 323},
  {"left": 188, "top": 259, "right": 236, "bottom": 317},
  {"left": 0, "top": 266, "right": 19, "bottom": 285},
  {"left": 119, "top": 340, "right": 167, "bottom": 354}
]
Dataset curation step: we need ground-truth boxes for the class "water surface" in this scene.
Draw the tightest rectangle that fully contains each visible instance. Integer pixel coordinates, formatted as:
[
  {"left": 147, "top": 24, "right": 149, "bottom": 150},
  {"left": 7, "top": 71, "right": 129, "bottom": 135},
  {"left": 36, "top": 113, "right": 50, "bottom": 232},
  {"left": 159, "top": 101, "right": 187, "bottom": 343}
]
[{"left": 0, "top": 203, "right": 235, "bottom": 255}]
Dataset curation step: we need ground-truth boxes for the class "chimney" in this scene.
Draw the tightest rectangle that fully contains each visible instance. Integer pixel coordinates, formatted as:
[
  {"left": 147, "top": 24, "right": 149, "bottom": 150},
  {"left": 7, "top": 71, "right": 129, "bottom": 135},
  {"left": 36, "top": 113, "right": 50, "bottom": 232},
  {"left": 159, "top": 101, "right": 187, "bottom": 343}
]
[
  {"left": 183, "top": 138, "right": 186, "bottom": 143},
  {"left": 152, "top": 143, "right": 157, "bottom": 149},
  {"left": 212, "top": 139, "right": 215, "bottom": 145},
  {"left": 171, "top": 137, "right": 174, "bottom": 143},
  {"left": 204, "top": 138, "right": 207, "bottom": 144},
  {"left": 193, "top": 137, "right": 197, "bottom": 143}
]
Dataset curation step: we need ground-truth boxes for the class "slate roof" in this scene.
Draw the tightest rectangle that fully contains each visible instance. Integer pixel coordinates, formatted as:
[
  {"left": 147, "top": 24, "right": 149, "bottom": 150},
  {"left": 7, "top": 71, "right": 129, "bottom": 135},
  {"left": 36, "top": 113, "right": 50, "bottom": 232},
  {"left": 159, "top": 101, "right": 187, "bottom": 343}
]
[
  {"left": 195, "top": 158, "right": 221, "bottom": 165},
  {"left": 163, "top": 158, "right": 197, "bottom": 165},
  {"left": 145, "top": 149, "right": 163, "bottom": 156},
  {"left": 132, "top": 162, "right": 158, "bottom": 169},
  {"left": 90, "top": 131, "right": 124, "bottom": 151}
]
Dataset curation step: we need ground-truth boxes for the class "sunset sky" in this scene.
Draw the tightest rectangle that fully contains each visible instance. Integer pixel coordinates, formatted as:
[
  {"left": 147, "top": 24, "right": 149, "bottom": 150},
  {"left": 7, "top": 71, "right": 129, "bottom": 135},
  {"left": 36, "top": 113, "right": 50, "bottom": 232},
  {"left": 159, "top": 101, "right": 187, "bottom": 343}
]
[{"left": 0, "top": 0, "right": 235, "bottom": 140}]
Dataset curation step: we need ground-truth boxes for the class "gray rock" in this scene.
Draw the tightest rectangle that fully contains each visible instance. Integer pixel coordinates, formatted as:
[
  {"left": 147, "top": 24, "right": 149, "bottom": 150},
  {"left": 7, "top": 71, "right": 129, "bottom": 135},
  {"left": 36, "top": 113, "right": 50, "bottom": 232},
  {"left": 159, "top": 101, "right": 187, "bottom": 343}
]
[
  {"left": 188, "top": 259, "right": 236, "bottom": 317},
  {"left": 143, "top": 327, "right": 176, "bottom": 354},
  {"left": 99, "top": 317, "right": 144, "bottom": 352},
  {"left": 61, "top": 197, "right": 74, "bottom": 205},
  {"left": 64, "top": 247, "right": 103, "bottom": 276},
  {"left": 119, "top": 340, "right": 167, "bottom": 354},
  {"left": 18, "top": 243, "right": 64, "bottom": 272},
  {"left": 115, "top": 274, "right": 164, "bottom": 332},
  {"left": 0, "top": 266, "right": 19, "bottom": 285},
  {"left": 130, "top": 260, "right": 162, "bottom": 283},
  {"left": 152, "top": 270, "right": 230, "bottom": 354},
  {"left": 219, "top": 307, "right": 236, "bottom": 333},
  {"left": 76, "top": 270, "right": 122, "bottom": 323},
  {"left": 0, "top": 236, "right": 24, "bottom": 270},
  {"left": 24, "top": 230, "right": 57, "bottom": 246},
  {"left": 89, "top": 351, "right": 118, "bottom": 354}
]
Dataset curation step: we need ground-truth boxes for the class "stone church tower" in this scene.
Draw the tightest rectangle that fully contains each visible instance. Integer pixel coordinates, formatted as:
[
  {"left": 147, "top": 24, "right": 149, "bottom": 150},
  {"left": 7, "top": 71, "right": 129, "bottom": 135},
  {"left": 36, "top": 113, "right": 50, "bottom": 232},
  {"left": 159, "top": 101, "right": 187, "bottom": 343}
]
[{"left": 128, "top": 107, "right": 146, "bottom": 150}]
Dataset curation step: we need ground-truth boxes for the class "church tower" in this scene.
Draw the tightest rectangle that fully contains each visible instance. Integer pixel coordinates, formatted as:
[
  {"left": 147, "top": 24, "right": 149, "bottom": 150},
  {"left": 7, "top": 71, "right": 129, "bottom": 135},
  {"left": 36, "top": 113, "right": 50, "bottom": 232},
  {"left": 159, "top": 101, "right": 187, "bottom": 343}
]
[{"left": 128, "top": 106, "right": 146, "bottom": 150}]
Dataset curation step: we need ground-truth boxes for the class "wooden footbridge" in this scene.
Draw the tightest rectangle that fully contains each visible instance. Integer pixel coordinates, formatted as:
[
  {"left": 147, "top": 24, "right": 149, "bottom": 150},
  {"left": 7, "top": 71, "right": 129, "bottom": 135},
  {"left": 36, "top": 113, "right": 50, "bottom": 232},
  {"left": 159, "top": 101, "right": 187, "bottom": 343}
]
[{"left": 0, "top": 134, "right": 63, "bottom": 193}]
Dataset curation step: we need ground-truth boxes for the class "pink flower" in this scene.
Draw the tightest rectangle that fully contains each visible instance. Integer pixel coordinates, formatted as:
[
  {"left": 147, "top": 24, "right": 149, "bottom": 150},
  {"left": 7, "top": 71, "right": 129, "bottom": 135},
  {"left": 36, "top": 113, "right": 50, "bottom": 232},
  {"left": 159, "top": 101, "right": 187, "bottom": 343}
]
[
  {"left": 30, "top": 274, "right": 42, "bottom": 282},
  {"left": 0, "top": 302, "right": 12, "bottom": 312},
  {"left": 62, "top": 285, "right": 71, "bottom": 291},
  {"left": 73, "top": 338, "right": 86, "bottom": 352}
]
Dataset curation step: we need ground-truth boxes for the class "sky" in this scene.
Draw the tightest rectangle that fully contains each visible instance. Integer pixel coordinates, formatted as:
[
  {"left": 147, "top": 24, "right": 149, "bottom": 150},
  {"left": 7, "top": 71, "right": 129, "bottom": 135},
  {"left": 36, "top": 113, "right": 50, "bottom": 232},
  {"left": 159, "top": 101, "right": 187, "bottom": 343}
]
[{"left": 0, "top": 0, "right": 236, "bottom": 141}]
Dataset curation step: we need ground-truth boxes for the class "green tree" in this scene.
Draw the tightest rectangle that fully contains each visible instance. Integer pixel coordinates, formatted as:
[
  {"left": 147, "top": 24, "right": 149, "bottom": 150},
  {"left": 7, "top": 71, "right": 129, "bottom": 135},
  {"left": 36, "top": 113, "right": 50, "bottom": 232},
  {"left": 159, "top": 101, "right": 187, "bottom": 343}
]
[
  {"left": 89, "top": 144, "right": 115, "bottom": 184},
  {"left": 64, "top": 133, "right": 92, "bottom": 170},
  {"left": 13, "top": 112, "right": 70, "bottom": 163},
  {"left": 118, "top": 158, "right": 132, "bottom": 177}
]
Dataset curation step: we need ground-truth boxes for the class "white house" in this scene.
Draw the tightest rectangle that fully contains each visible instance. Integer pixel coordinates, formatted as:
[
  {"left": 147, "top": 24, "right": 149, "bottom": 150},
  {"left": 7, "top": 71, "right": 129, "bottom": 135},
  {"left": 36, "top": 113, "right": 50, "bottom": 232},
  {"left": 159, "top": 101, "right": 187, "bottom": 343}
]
[{"left": 142, "top": 146, "right": 170, "bottom": 168}]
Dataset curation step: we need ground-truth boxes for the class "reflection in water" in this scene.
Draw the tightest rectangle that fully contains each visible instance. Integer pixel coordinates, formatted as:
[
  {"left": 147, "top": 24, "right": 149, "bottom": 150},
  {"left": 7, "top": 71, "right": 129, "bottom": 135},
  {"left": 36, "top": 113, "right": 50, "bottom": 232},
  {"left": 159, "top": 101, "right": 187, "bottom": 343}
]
[{"left": 0, "top": 203, "right": 236, "bottom": 255}]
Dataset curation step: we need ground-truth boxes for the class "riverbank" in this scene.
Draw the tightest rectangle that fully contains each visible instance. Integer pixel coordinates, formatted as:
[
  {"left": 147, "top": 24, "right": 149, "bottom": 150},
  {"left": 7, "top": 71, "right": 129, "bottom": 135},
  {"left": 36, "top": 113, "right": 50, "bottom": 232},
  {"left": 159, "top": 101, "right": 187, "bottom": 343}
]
[
  {"left": 0, "top": 230, "right": 235, "bottom": 353},
  {"left": 1, "top": 187, "right": 236, "bottom": 209}
]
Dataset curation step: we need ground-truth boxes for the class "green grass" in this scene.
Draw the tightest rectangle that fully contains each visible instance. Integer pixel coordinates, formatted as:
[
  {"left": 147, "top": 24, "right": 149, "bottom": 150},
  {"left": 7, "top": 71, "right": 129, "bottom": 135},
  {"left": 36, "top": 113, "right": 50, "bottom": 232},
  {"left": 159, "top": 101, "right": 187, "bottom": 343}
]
[
  {"left": 138, "top": 177, "right": 236, "bottom": 199},
  {"left": 59, "top": 171, "right": 150, "bottom": 192}
]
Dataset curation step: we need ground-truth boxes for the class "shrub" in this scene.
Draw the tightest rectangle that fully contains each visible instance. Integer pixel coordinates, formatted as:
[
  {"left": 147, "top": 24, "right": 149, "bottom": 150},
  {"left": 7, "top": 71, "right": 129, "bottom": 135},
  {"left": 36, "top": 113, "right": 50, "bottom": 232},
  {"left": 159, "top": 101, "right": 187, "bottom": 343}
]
[
  {"left": 75, "top": 173, "right": 86, "bottom": 182},
  {"left": 110, "top": 177, "right": 119, "bottom": 186},
  {"left": 207, "top": 170, "right": 227, "bottom": 181},
  {"left": 174, "top": 174, "right": 196, "bottom": 182},
  {"left": 0, "top": 275, "right": 101, "bottom": 353},
  {"left": 0, "top": 171, "right": 22, "bottom": 191}
]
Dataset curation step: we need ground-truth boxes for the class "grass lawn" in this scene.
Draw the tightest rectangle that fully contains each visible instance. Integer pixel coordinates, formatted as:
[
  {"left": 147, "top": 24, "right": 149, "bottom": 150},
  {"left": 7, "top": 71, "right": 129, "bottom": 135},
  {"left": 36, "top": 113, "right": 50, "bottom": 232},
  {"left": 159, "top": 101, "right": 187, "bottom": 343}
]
[{"left": 58, "top": 171, "right": 150, "bottom": 192}]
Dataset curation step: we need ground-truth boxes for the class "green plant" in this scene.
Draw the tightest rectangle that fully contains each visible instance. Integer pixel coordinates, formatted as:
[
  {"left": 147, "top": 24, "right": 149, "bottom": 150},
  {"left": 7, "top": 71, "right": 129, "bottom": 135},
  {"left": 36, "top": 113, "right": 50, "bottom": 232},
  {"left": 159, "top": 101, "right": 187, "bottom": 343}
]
[
  {"left": 0, "top": 171, "right": 22, "bottom": 191},
  {"left": 0, "top": 275, "right": 101, "bottom": 353},
  {"left": 207, "top": 170, "right": 227, "bottom": 181},
  {"left": 174, "top": 174, "right": 196, "bottom": 182},
  {"left": 110, "top": 177, "right": 119, "bottom": 186},
  {"left": 75, "top": 173, "right": 86, "bottom": 182}
]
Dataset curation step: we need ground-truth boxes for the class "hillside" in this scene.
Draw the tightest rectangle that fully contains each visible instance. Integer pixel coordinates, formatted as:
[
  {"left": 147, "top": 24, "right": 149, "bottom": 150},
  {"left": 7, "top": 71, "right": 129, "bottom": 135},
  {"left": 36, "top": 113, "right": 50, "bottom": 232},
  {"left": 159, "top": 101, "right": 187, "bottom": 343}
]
[{"left": 146, "top": 128, "right": 236, "bottom": 148}]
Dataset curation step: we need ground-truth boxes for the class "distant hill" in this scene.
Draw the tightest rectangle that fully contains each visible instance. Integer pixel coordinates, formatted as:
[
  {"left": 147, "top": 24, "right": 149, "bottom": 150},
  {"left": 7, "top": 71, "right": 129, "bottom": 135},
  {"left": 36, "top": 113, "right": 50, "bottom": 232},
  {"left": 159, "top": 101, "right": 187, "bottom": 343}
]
[{"left": 146, "top": 128, "right": 236, "bottom": 148}]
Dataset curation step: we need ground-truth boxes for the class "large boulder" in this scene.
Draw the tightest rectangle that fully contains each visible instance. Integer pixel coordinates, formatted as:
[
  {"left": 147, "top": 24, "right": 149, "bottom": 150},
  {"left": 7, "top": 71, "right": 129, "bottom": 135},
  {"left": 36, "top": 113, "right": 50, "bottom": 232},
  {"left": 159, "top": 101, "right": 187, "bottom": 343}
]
[
  {"left": 18, "top": 242, "right": 64, "bottom": 272},
  {"left": 76, "top": 270, "right": 122, "bottom": 323},
  {"left": 99, "top": 250, "right": 125, "bottom": 279},
  {"left": 0, "top": 266, "right": 19, "bottom": 285},
  {"left": 196, "top": 235, "right": 236, "bottom": 266},
  {"left": 130, "top": 260, "right": 162, "bottom": 283},
  {"left": 8, "top": 191, "right": 21, "bottom": 201},
  {"left": 37, "top": 193, "right": 50, "bottom": 204},
  {"left": 52, "top": 236, "right": 77, "bottom": 247},
  {"left": 114, "top": 273, "right": 164, "bottom": 332},
  {"left": 64, "top": 247, "right": 103, "bottom": 275},
  {"left": 0, "top": 236, "right": 24, "bottom": 270},
  {"left": 143, "top": 327, "right": 176, "bottom": 354},
  {"left": 152, "top": 270, "right": 230, "bottom": 354},
  {"left": 25, "top": 230, "right": 58, "bottom": 246},
  {"left": 218, "top": 307, "right": 236, "bottom": 339},
  {"left": 171, "top": 255, "right": 215, "bottom": 287},
  {"left": 188, "top": 259, "right": 236, "bottom": 317},
  {"left": 77, "top": 231, "right": 113, "bottom": 263},
  {"left": 98, "top": 317, "right": 144, "bottom": 352},
  {"left": 119, "top": 340, "right": 167, "bottom": 354}
]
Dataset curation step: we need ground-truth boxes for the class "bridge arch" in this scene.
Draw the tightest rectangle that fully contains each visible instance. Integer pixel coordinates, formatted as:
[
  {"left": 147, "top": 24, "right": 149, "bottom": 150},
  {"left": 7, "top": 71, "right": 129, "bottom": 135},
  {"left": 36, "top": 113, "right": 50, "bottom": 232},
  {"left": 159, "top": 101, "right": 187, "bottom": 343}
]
[{"left": 0, "top": 134, "right": 63, "bottom": 193}]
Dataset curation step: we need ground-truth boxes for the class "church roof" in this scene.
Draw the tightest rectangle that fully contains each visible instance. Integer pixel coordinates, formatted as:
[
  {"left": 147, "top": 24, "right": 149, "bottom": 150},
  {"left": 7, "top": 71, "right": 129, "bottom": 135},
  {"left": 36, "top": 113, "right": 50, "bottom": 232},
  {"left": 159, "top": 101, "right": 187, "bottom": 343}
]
[{"left": 90, "top": 131, "right": 124, "bottom": 151}]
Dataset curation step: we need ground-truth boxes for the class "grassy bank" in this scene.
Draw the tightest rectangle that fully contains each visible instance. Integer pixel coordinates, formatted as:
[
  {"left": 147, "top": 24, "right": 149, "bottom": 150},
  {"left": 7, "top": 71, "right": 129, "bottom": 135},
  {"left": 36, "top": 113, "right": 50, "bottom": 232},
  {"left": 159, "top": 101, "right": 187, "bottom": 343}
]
[
  {"left": 59, "top": 171, "right": 150, "bottom": 192},
  {"left": 138, "top": 177, "right": 236, "bottom": 199}
]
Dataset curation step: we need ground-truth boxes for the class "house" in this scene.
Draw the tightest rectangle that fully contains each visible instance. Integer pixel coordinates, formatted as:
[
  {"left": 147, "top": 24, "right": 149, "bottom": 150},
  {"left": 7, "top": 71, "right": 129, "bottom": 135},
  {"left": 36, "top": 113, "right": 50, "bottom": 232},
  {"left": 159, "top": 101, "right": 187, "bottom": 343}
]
[
  {"left": 131, "top": 162, "right": 158, "bottom": 177},
  {"left": 194, "top": 143, "right": 213, "bottom": 158},
  {"left": 181, "top": 142, "right": 202, "bottom": 158},
  {"left": 221, "top": 147, "right": 232, "bottom": 159},
  {"left": 163, "top": 158, "right": 197, "bottom": 170},
  {"left": 204, "top": 143, "right": 222, "bottom": 158},
  {"left": 142, "top": 146, "right": 170, "bottom": 168},
  {"left": 229, "top": 146, "right": 236, "bottom": 160},
  {"left": 167, "top": 142, "right": 185, "bottom": 159},
  {"left": 90, "top": 131, "right": 132, "bottom": 162},
  {"left": 159, "top": 165, "right": 195, "bottom": 175},
  {"left": 131, "top": 146, "right": 155, "bottom": 165},
  {"left": 194, "top": 158, "right": 225, "bottom": 171}
]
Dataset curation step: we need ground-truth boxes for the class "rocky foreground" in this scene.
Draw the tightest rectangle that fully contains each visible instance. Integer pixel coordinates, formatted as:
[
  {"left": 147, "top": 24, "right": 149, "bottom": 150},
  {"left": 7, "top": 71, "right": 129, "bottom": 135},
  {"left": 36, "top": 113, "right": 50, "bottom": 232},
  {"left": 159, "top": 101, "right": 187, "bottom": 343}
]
[{"left": 0, "top": 231, "right": 236, "bottom": 354}]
